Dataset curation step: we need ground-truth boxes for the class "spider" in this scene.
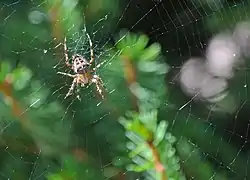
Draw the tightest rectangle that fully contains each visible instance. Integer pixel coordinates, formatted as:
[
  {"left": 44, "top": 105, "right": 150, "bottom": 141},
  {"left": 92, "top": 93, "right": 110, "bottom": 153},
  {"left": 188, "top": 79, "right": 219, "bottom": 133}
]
[{"left": 57, "top": 33, "right": 105, "bottom": 100}]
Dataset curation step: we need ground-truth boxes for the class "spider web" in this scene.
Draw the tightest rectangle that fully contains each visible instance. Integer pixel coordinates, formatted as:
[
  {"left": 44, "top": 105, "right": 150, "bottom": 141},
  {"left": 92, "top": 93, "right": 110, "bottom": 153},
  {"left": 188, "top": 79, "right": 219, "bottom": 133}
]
[{"left": 0, "top": 0, "right": 250, "bottom": 180}]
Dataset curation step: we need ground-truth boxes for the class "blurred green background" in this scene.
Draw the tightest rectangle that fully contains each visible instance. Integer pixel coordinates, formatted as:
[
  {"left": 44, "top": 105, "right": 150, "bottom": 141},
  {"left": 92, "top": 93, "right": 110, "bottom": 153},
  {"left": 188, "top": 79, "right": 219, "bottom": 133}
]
[{"left": 0, "top": 0, "right": 250, "bottom": 179}]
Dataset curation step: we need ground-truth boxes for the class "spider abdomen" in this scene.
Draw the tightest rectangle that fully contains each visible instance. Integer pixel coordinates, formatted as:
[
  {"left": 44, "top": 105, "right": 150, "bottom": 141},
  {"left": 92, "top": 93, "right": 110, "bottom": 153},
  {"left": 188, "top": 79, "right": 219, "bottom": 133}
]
[{"left": 72, "top": 54, "right": 91, "bottom": 73}]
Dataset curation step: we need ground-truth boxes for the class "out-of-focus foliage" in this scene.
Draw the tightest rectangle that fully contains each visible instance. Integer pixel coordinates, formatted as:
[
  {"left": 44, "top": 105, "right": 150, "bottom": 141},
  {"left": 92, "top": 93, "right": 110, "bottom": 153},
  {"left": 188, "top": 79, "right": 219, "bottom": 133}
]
[
  {"left": 206, "top": 2, "right": 250, "bottom": 33},
  {"left": 0, "top": 61, "right": 105, "bottom": 179},
  {"left": 0, "top": 0, "right": 250, "bottom": 180},
  {"left": 46, "top": 155, "right": 103, "bottom": 180}
]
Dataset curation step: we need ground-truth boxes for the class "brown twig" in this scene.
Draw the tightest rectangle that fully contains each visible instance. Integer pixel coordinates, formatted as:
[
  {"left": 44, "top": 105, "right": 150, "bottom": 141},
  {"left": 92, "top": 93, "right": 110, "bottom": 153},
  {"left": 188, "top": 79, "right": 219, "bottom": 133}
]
[
  {"left": 72, "top": 148, "right": 90, "bottom": 162},
  {"left": 121, "top": 55, "right": 139, "bottom": 112},
  {"left": 0, "top": 79, "right": 27, "bottom": 123},
  {"left": 0, "top": 135, "right": 39, "bottom": 155},
  {"left": 147, "top": 140, "right": 167, "bottom": 180},
  {"left": 111, "top": 171, "right": 127, "bottom": 180},
  {"left": 0, "top": 80, "right": 88, "bottom": 157},
  {"left": 49, "top": 0, "right": 63, "bottom": 44},
  {"left": 48, "top": 0, "right": 66, "bottom": 65}
]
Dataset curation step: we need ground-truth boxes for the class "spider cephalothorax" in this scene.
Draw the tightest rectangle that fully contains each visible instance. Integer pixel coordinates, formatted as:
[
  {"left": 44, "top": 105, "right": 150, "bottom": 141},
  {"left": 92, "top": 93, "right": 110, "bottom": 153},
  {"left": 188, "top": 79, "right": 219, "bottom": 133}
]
[{"left": 57, "top": 33, "right": 105, "bottom": 100}]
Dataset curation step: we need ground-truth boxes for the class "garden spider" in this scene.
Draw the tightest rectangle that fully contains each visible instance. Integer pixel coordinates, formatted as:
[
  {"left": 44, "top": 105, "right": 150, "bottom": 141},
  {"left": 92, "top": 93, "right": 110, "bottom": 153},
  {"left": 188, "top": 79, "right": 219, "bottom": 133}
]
[{"left": 57, "top": 33, "right": 105, "bottom": 100}]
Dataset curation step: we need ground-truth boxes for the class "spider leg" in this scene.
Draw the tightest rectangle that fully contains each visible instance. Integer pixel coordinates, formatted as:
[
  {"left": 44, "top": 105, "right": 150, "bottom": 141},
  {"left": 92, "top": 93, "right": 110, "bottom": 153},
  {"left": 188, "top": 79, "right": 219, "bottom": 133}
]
[
  {"left": 63, "top": 37, "right": 71, "bottom": 67},
  {"left": 57, "top": 72, "right": 76, "bottom": 78},
  {"left": 94, "top": 74, "right": 104, "bottom": 85},
  {"left": 65, "top": 78, "right": 77, "bottom": 99},
  {"left": 91, "top": 75, "right": 104, "bottom": 99},
  {"left": 86, "top": 33, "right": 95, "bottom": 65}
]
